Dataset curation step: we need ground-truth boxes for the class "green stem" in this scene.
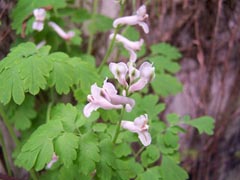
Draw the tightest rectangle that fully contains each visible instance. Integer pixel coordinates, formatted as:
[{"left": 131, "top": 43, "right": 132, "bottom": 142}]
[
  {"left": 0, "top": 105, "right": 19, "bottom": 146},
  {"left": 134, "top": 146, "right": 145, "bottom": 158},
  {"left": 0, "top": 130, "right": 12, "bottom": 176},
  {"left": 87, "top": 0, "right": 98, "bottom": 54},
  {"left": 112, "top": 109, "right": 125, "bottom": 144},
  {"left": 98, "top": 3, "right": 125, "bottom": 73},
  {"left": 30, "top": 169, "right": 38, "bottom": 180},
  {"left": 46, "top": 88, "right": 54, "bottom": 123}
]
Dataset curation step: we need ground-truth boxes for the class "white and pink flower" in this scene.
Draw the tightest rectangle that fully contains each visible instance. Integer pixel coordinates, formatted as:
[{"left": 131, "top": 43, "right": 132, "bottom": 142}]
[
  {"left": 83, "top": 79, "right": 135, "bottom": 117},
  {"left": 121, "top": 114, "right": 151, "bottom": 146},
  {"left": 129, "top": 62, "right": 155, "bottom": 92},
  {"left": 113, "top": 5, "right": 149, "bottom": 34},
  {"left": 110, "top": 33, "right": 144, "bottom": 62},
  {"left": 48, "top": 21, "right": 75, "bottom": 40},
  {"left": 32, "top": 8, "right": 46, "bottom": 31}
]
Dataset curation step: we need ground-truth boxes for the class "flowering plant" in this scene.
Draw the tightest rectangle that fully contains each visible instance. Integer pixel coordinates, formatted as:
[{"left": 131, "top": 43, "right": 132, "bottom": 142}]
[{"left": 0, "top": 1, "right": 214, "bottom": 180}]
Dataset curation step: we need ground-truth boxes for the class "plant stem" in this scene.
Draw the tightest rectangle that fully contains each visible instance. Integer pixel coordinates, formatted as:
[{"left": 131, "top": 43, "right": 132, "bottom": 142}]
[
  {"left": 0, "top": 105, "right": 19, "bottom": 146},
  {"left": 0, "top": 130, "right": 12, "bottom": 176},
  {"left": 46, "top": 88, "right": 54, "bottom": 123},
  {"left": 87, "top": 0, "right": 98, "bottom": 54},
  {"left": 30, "top": 169, "right": 38, "bottom": 180},
  {"left": 112, "top": 109, "right": 125, "bottom": 144},
  {"left": 98, "top": 3, "right": 125, "bottom": 73}
]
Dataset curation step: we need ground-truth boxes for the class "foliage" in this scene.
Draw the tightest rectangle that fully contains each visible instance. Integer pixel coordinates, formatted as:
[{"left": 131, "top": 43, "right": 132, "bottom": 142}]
[{"left": 0, "top": 1, "right": 216, "bottom": 180}]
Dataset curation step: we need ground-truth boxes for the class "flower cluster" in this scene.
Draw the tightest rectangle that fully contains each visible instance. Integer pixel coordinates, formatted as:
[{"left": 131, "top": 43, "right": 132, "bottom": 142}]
[
  {"left": 83, "top": 5, "right": 153, "bottom": 146},
  {"left": 32, "top": 8, "right": 75, "bottom": 40}
]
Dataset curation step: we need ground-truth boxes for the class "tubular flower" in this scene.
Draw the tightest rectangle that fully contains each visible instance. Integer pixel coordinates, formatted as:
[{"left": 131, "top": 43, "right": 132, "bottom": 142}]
[
  {"left": 110, "top": 33, "right": 144, "bottom": 62},
  {"left": 109, "top": 62, "right": 128, "bottom": 87},
  {"left": 113, "top": 5, "right": 149, "bottom": 33},
  {"left": 32, "top": 8, "right": 46, "bottom": 31},
  {"left": 121, "top": 114, "right": 151, "bottom": 146},
  {"left": 48, "top": 21, "right": 75, "bottom": 40},
  {"left": 83, "top": 79, "right": 135, "bottom": 117},
  {"left": 46, "top": 153, "right": 58, "bottom": 169},
  {"left": 129, "top": 62, "right": 155, "bottom": 92}
]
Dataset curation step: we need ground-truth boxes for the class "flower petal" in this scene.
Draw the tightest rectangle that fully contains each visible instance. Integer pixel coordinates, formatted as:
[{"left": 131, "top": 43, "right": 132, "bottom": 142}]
[
  {"left": 129, "top": 78, "right": 148, "bottom": 92},
  {"left": 138, "top": 131, "right": 151, "bottom": 146},
  {"left": 121, "top": 121, "right": 139, "bottom": 133},
  {"left": 83, "top": 102, "right": 100, "bottom": 118},
  {"left": 134, "top": 114, "right": 148, "bottom": 128},
  {"left": 138, "top": 22, "right": 149, "bottom": 34}
]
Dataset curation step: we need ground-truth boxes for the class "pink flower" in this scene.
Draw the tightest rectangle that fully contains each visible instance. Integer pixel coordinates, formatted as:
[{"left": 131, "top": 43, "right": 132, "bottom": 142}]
[
  {"left": 32, "top": 8, "right": 46, "bottom": 31},
  {"left": 113, "top": 5, "right": 149, "bottom": 34},
  {"left": 109, "top": 62, "right": 128, "bottom": 87},
  {"left": 48, "top": 21, "right": 75, "bottom": 40},
  {"left": 129, "top": 62, "right": 155, "bottom": 92},
  {"left": 121, "top": 114, "right": 151, "bottom": 146},
  {"left": 83, "top": 79, "right": 135, "bottom": 117},
  {"left": 110, "top": 33, "right": 144, "bottom": 62},
  {"left": 46, "top": 153, "right": 58, "bottom": 169}
]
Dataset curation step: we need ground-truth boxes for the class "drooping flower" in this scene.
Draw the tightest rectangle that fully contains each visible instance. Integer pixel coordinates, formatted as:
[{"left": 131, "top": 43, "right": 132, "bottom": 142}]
[
  {"left": 46, "top": 153, "right": 58, "bottom": 169},
  {"left": 121, "top": 114, "right": 151, "bottom": 146},
  {"left": 48, "top": 21, "right": 75, "bottom": 40},
  {"left": 129, "top": 62, "right": 155, "bottom": 92},
  {"left": 113, "top": 5, "right": 149, "bottom": 34},
  {"left": 83, "top": 79, "right": 135, "bottom": 117},
  {"left": 110, "top": 33, "right": 144, "bottom": 62},
  {"left": 32, "top": 8, "right": 46, "bottom": 31},
  {"left": 109, "top": 62, "right": 128, "bottom": 87}
]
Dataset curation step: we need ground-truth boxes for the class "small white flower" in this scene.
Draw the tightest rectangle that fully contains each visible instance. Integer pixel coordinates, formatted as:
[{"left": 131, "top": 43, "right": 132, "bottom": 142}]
[
  {"left": 113, "top": 5, "right": 149, "bottom": 33},
  {"left": 32, "top": 8, "right": 46, "bottom": 31},
  {"left": 83, "top": 79, "right": 135, "bottom": 117},
  {"left": 109, "top": 62, "right": 128, "bottom": 87},
  {"left": 110, "top": 33, "right": 144, "bottom": 62},
  {"left": 48, "top": 21, "right": 75, "bottom": 40},
  {"left": 121, "top": 114, "right": 151, "bottom": 146},
  {"left": 129, "top": 62, "right": 155, "bottom": 92},
  {"left": 46, "top": 153, "right": 58, "bottom": 169}
]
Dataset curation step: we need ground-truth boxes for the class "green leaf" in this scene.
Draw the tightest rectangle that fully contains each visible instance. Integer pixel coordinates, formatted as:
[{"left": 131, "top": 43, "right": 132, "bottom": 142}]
[
  {"left": 69, "top": 58, "right": 101, "bottom": 94},
  {"left": 152, "top": 74, "right": 182, "bottom": 97},
  {"left": 123, "top": 94, "right": 165, "bottom": 121},
  {"left": 115, "top": 159, "right": 144, "bottom": 180},
  {"left": 55, "top": 132, "right": 79, "bottom": 167},
  {"left": 70, "top": 8, "right": 91, "bottom": 23},
  {"left": 160, "top": 156, "right": 188, "bottom": 180},
  {"left": 93, "top": 123, "right": 107, "bottom": 132},
  {"left": 114, "top": 143, "right": 132, "bottom": 158},
  {"left": 19, "top": 50, "right": 52, "bottom": 95},
  {"left": 141, "top": 145, "right": 160, "bottom": 167},
  {"left": 48, "top": 53, "right": 74, "bottom": 94},
  {"left": 166, "top": 113, "right": 179, "bottom": 126},
  {"left": 5, "top": 95, "right": 36, "bottom": 130},
  {"left": 15, "top": 120, "right": 63, "bottom": 170},
  {"left": 150, "top": 43, "right": 182, "bottom": 60},
  {"left": 163, "top": 131, "right": 179, "bottom": 149},
  {"left": 96, "top": 139, "right": 116, "bottom": 179},
  {"left": 50, "top": 103, "right": 79, "bottom": 132},
  {"left": 149, "top": 55, "right": 180, "bottom": 74},
  {"left": 184, "top": 116, "right": 215, "bottom": 135},
  {"left": 0, "top": 67, "right": 25, "bottom": 105},
  {"left": 78, "top": 133, "right": 100, "bottom": 175},
  {"left": 11, "top": 0, "right": 66, "bottom": 34},
  {"left": 88, "top": 14, "right": 113, "bottom": 34},
  {"left": 0, "top": 43, "right": 52, "bottom": 104},
  {"left": 137, "top": 167, "right": 162, "bottom": 180}
]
